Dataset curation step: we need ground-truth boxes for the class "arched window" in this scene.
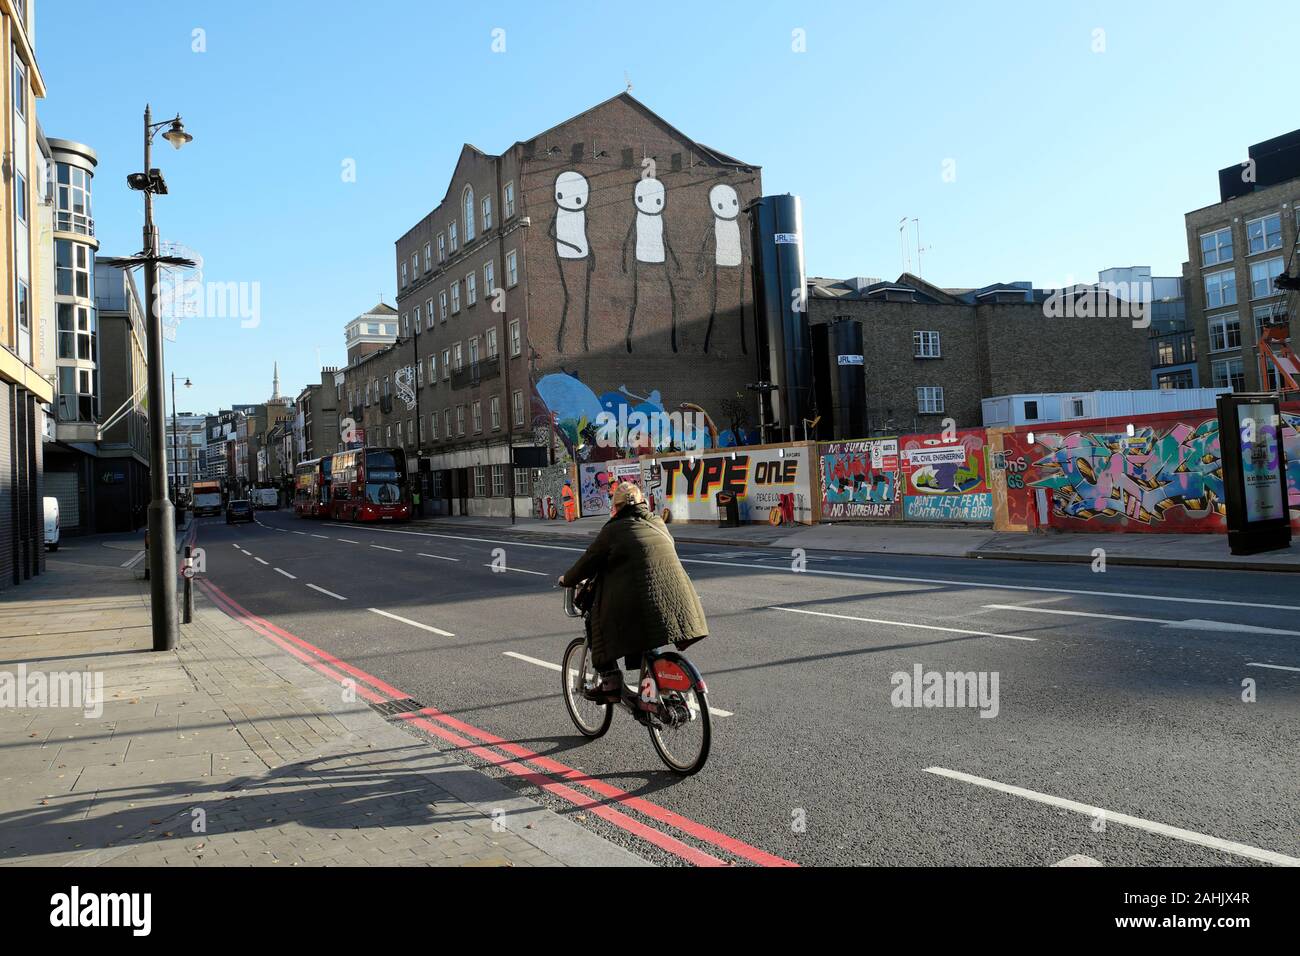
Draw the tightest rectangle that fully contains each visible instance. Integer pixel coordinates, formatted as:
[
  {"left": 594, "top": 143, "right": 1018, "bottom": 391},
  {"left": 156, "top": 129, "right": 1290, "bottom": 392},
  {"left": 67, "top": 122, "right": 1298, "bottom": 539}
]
[{"left": 463, "top": 186, "right": 475, "bottom": 242}]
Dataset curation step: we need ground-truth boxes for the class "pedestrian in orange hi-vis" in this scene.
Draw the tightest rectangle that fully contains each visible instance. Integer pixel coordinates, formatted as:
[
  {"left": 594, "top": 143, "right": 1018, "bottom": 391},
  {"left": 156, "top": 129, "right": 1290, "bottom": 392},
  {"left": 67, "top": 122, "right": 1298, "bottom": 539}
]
[{"left": 561, "top": 480, "right": 577, "bottom": 521}]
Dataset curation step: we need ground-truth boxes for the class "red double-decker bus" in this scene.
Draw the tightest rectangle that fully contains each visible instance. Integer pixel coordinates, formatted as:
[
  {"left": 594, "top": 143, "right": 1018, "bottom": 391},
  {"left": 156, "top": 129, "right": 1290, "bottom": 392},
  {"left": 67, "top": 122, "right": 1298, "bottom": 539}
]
[
  {"left": 293, "top": 457, "right": 333, "bottom": 517},
  {"left": 329, "top": 447, "right": 410, "bottom": 522}
]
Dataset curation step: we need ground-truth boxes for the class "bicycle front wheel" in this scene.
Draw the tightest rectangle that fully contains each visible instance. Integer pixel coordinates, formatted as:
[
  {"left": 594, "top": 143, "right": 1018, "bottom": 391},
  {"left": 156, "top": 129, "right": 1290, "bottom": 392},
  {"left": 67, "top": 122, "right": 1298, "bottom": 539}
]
[{"left": 561, "top": 637, "right": 613, "bottom": 738}]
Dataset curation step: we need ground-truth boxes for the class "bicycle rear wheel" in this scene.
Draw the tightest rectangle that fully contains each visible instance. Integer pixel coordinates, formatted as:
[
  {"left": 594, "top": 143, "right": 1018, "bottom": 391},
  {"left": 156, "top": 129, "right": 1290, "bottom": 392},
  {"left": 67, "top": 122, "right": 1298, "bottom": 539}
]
[
  {"left": 561, "top": 637, "right": 613, "bottom": 738},
  {"left": 647, "top": 667, "right": 711, "bottom": 775}
]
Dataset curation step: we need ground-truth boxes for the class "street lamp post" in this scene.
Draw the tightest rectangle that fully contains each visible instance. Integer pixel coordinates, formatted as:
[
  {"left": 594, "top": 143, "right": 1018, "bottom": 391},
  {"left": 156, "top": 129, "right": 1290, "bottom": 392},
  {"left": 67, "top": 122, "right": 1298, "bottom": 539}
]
[
  {"left": 170, "top": 373, "right": 192, "bottom": 505},
  {"left": 131, "top": 104, "right": 194, "bottom": 651}
]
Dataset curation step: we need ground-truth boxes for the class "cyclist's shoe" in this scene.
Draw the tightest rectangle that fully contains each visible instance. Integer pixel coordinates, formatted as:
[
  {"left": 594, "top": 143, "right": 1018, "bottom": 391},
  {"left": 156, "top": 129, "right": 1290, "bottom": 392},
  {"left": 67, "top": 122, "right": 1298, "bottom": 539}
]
[{"left": 582, "top": 673, "right": 622, "bottom": 703}]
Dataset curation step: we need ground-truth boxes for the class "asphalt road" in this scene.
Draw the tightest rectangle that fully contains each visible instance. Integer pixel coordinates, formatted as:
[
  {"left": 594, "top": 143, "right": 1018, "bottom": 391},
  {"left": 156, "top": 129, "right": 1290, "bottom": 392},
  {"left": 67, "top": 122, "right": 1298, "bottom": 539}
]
[{"left": 191, "top": 509, "right": 1300, "bottom": 867}]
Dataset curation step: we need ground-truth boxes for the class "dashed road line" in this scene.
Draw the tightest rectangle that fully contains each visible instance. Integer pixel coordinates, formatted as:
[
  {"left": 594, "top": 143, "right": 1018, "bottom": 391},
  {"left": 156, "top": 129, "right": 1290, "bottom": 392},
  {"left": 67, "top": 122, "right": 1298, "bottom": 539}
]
[
  {"left": 770, "top": 605, "right": 1037, "bottom": 642},
  {"left": 418, "top": 553, "right": 460, "bottom": 562},
  {"left": 311, "top": 534, "right": 329, "bottom": 539},
  {"left": 338, "top": 538, "right": 360, "bottom": 544},
  {"left": 923, "top": 766, "right": 1300, "bottom": 867},
  {"left": 985, "top": 603, "right": 1300, "bottom": 636},
  {"left": 482, "top": 564, "right": 547, "bottom": 576},
  {"left": 254, "top": 557, "right": 269, "bottom": 565},
  {"left": 120, "top": 551, "right": 146, "bottom": 569},
  {"left": 275, "top": 568, "right": 297, "bottom": 580},
  {"left": 1247, "top": 662, "right": 1300, "bottom": 673},
  {"left": 306, "top": 583, "right": 347, "bottom": 601},
  {"left": 371, "top": 545, "right": 403, "bottom": 553},
  {"left": 368, "top": 607, "right": 454, "bottom": 637}
]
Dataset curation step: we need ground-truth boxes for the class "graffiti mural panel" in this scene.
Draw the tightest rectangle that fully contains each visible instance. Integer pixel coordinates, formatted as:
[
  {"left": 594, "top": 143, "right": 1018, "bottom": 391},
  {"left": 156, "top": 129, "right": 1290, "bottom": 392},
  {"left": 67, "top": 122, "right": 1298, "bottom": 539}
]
[
  {"left": 1005, "top": 407, "right": 1300, "bottom": 533},
  {"left": 1028, "top": 419, "right": 1225, "bottom": 531},
  {"left": 641, "top": 442, "right": 816, "bottom": 525},
  {"left": 899, "top": 429, "right": 993, "bottom": 523},
  {"left": 577, "top": 458, "right": 641, "bottom": 517},
  {"left": 819, "top": 439, "right": 901, "bottom": 519}
]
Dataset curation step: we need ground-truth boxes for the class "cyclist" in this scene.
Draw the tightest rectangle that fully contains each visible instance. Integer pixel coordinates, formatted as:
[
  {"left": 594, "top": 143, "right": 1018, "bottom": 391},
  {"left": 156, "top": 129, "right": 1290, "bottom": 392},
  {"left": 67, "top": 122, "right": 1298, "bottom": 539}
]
[{"left": 557, "top": 481, "right": 708, "bottom": 701}]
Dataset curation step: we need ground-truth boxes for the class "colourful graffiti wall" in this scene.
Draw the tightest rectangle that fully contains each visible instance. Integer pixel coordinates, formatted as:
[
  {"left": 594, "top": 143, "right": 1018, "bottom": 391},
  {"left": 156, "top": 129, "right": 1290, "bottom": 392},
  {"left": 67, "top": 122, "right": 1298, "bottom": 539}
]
[
  {"left": 998, "top": 405, "right": 1300, "bottom": 533},
  {"left": 898, "top": 430, "right": 993, "bottom": 522},
  {"left": 641, "top": 442, "right": 817, "bottom": 525},
  {"left": 533, "top": 371, "right": 756, "bottom": 465},
  {"left": 819, "top": 439, "right": 901, "bottom": 519},
  {"left": 577, "top": 458, "right": 642, "bottom": 517}
]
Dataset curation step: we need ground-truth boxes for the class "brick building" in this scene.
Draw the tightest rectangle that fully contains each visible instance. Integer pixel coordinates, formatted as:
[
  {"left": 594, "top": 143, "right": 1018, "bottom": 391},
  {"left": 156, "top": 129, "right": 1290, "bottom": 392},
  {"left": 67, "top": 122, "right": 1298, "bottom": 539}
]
[
  {"left": 375, "top": 93, "right": 762, "bottom": 516},
  {"left": 293, "top": 368, "right": 340, "bottom": 463},
  {"left": 1182, "top": 129, "right": 1300, "bottom": 393},
  {"left": 807, "top": 273, "right": 1152, "bottom": 437}
]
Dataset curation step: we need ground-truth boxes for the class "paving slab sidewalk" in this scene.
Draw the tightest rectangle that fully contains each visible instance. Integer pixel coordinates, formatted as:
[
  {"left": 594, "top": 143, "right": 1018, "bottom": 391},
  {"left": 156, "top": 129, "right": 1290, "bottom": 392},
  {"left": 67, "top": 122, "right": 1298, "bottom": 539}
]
[
  {"left": 0, "top": 551, "right": 644, "bottom": 867},
  {"left": 413, "top": 513, "right": 1300, "bottom": 572}
]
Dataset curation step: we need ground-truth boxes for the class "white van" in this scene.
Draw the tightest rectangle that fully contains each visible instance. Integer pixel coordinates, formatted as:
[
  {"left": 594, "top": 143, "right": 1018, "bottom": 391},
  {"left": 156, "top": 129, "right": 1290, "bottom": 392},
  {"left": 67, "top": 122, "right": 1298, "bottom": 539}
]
[
  {"left": 43, "top": 496, "right": 60, "bottom": 551},
  {"left": 251, "top": 488, "right": 279, "bottom": 510}
]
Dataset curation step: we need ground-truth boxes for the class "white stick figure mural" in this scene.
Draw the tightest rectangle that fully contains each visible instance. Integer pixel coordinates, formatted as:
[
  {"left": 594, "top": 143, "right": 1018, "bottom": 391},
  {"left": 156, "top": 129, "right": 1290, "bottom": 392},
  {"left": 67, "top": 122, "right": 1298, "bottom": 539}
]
[
  {"left": 698, "top": 183, "right": 745, "bottom": 354},
  {"left": 621, "top": 176, "right": 681, "bottom": 353},
  {"left": 550, "top": 170, "right": 594, "bottom": 352}
]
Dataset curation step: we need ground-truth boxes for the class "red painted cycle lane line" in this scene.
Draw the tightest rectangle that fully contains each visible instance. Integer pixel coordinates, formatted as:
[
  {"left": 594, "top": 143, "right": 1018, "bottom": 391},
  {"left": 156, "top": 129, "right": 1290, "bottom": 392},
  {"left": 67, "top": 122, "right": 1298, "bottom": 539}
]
[
  {"left": 197, "top": 576, "right": 796, "bottom": 867},
  {"left": 199, "top": 581, "right": 391, "bottom": 706},
  {"left": 404, "top": 705, "right": 798, "bottom": 868},
  {"left": 200, "top": 580, "right": 407, "bottom": 700},
  {"left": 393, "top": 713, "right": 727, "bottom": 867}
]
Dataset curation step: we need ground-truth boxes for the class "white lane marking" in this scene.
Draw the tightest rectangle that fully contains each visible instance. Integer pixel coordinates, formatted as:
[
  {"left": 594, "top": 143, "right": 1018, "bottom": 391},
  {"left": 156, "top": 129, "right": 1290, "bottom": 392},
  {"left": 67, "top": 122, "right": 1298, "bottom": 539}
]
[
  {"left": 502, "top": 651, "right": 733, "bottom": 717},
  {"left": 985, "top": 603, "right": 1300, "bottom": 636},
  {"left": 504, "top": 650, "right": 563, "bottom": 671},
  {"left": 770, "top": 605, "right": 1036, "bottom": 642},
  {"left": 482, "top": 564, "right": 547, "bottom": 576},
  {"left": 335, "top": 525, "right": 1300, "bottom": 613},
  {"left": 1177, "top": 619, "right": 1300, "bottom": 636},
  {"left": 306, "top": 583, "right": 347, "bottom": 601},
  {"left": 120, "top": 551, "right": 146, "bottom": 569},
  {"left": 983, "top": 603, "right": 1163, "bottom": 625},
  {"left": 337, "top": 538, "right": 360, "bottom": 544},
  {"left": 418, "top": 552, "right": 460, "bottom": 562},
  {"left": 231, "top": 543, "right": 241, "bottom": 549},
  {"left": 275, "top": 568, "right": 297, "bottom": 580},
  {"left": 254, "top": 557, "right": 269, "bottom": 565},
  {"left": 311, "top": 534, "right": 329, "bottom": 539},
  {"left": 371, "top": 545, "right": 403, "bottom": 553},
  {"left": 1052, "top": 855, "right": 1103, "bottom": 867},
  {"left": 238, "top": 549, "right": 251, "bottom": 556},
  {"left": 924, "top": 766, "right": 1300, "bottom": 867},
  {"left": 293, "top": 531, "right": 308, "bottom": 535},
  {"left": 368, "top": 607, "right": 454, "bottom": 637},
  {"left": 1247, "top": 662, "right": 1300, "bottom": 673},
  {"left": 323, "top": 523, "right": 585, "bottom": 553}
]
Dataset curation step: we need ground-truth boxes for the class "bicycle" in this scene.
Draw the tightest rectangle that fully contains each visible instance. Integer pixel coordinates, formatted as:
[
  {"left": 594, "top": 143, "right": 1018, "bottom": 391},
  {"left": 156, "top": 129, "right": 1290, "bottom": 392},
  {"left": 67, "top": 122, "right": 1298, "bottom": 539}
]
[{"left": 559, "top": 585, "right": 712, "bottom": 775}]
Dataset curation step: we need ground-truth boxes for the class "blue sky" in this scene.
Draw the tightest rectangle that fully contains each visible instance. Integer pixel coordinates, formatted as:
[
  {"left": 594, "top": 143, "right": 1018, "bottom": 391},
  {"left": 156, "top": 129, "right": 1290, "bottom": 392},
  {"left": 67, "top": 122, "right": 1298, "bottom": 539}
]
[{"left": 36, "top": 0, "right": 1298, "bottom": 417}]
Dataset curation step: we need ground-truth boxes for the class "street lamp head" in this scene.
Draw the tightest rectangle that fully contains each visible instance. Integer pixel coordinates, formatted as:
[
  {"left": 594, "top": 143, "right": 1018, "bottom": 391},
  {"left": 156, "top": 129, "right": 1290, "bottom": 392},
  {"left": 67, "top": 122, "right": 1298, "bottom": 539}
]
[
  {"left": 184, "top": 378, "right": 193, "bottom": 388},
  {"left": 161, "top": 118, "right": 192, "bottom": 150}
]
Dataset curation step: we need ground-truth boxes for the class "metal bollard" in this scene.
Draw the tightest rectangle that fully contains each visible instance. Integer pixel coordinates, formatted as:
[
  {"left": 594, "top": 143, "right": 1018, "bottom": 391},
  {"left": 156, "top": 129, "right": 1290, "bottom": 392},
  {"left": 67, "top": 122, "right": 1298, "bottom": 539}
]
[
  {"left": 143, "top": 531, "right": 150, "bottom": 580},
  {"left": 182, "top": 544, "right": 195, "bottom": 624}
]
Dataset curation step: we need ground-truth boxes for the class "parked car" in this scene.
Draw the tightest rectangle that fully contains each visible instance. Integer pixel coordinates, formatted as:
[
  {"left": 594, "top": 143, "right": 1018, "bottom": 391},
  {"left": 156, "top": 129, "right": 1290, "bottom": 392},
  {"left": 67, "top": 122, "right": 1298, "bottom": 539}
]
[
  {"left": 43, "top": 497, "right": 60, "bottom": 551},
  {"left": 225, "top": 499, "right": 254, "bottom": 525}
]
